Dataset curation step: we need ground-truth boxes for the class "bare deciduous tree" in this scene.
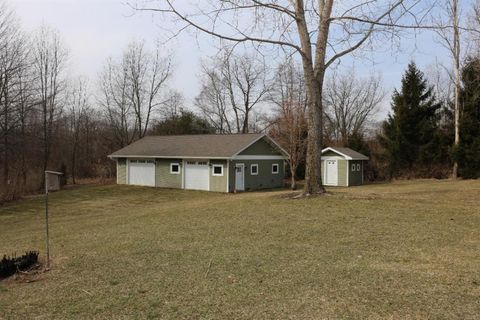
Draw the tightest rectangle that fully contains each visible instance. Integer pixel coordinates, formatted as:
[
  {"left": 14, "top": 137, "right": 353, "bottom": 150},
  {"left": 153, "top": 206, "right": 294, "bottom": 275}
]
[
  {"left": 99, "top": 40, "right": 172, "bottom": 148},
  {"left": 135, "top": 0, "right": 437, "bottom": 195},
  {"left": 269, "top": 60, "right": 307, "bottom": 190},
  {"left": 67, "top": 78, "right": 89, "bottom": 184},
  {"left": 323, "top": 71, "right": 384, "bottom": 145},
  {"left": 161, "top": 90, "right": 184, "bottom": 118},
  {"left": 0, "top": 1, "right": 29, "bottom": 185},
  {"left": 433, "top": 0, "right": 462, "bottom": 178},
  {"left": 16, "top": 62, "right": 34, "bottom": 187},
  {"left": 195, "top": 62, "right": 231, "bottom": 133},
  {"left": 32, "top": 25, "right": 68, "bottom": 175},
  {"left": 196, "top": 49, "right": 270, "bottom": 133},
  {"left": 125, "top": 41, "right": 172, "bottom": 138},
  {"left": 100, "top": 57, "right": 136, "bottom": 148}
]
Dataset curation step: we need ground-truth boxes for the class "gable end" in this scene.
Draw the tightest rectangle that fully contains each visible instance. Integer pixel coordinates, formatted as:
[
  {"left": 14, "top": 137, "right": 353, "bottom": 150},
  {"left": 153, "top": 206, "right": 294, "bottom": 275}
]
[{"left": 238, "top": 137, "right": 283, "bottom": 156}]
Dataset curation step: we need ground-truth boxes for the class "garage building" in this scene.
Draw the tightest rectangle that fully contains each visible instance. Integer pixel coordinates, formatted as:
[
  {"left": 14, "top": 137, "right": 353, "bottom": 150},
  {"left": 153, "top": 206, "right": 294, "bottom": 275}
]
[{"left": 109, "top": 134, "right": 288, "bottom": 192}]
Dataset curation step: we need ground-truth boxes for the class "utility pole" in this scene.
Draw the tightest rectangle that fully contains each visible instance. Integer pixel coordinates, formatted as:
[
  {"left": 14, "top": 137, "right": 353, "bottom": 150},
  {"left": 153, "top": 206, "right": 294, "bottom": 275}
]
[
  {"left": 45, "top": 172, "right": 51, "bottom": 269},
  {"left": 44, "top": 170, "right": 63, "bottom": 269}
]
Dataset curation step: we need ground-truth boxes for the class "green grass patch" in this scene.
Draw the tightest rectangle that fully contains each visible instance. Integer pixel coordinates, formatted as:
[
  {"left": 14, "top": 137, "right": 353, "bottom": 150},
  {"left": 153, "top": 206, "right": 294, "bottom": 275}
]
[{"left": 0, "top": 180, "right": 480, "bottom": 319}]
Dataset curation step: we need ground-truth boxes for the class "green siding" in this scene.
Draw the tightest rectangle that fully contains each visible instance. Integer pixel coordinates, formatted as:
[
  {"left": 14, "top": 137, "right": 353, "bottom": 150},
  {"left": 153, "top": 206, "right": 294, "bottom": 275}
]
[
  {"left": 117, "top": 159, "right": 126, "bottom": 184},
  {"left": 155, "top": 159, "right": 182, "bottom": 188},
  {"left": 209, "top": 160, "right": 228, "bottom": 192},
  {"left": 337, "top": 159, "right": 348, "bottom": 187},
  {"left": 239, "top": 137, "right": 282, "bottom": 156},
  {"left": 229, "top": 160, "right": 284, "bottom": 191},
  {"left": 348, "top": 160, "right": 364, "bottom": 186}
]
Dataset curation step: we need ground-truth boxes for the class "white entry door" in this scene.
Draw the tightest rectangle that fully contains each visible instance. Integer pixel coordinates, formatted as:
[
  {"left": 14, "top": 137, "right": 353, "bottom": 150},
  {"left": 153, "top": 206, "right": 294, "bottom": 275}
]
[
  {"left": 325, "top": 160, "right": 338, "bottom": 185},
  {"left": 128, "top": 160, "right": 155, "bottom": 186},
  {"left": 185, "top": 161, "right": 209, "bottom": 191},
  {"left": 235, "top": 164, "right": 245, "bottom": 191}
]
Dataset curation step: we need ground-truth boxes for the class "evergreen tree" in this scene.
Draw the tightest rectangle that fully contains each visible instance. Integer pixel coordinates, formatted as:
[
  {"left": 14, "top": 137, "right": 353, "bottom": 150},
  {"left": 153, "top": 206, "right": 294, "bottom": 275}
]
[
  {"left": 379, "top": 62, "right": 442, "bottom": 177},
  {"left": 345, "top": 132, "right": 371, "bottom": 159},
  {"left": 458, "top": 58, "right": 480, "bottom": 178}
]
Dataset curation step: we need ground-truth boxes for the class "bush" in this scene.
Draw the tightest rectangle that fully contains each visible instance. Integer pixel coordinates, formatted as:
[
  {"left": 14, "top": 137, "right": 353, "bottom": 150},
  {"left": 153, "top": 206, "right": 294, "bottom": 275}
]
[{"left": 0, "top": 251, "right": 39, "bottom": 279}]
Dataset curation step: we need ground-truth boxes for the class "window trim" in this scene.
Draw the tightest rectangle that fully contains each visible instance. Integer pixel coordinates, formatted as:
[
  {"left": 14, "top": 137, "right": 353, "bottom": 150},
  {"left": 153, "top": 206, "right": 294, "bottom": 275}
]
[
  {"left": 212, "top": 164, "right": 224, "bottom": 176},
  {"left": 272, "top": 163, "right": 279, "bottom": 174},
  {"left": 356, "top": 163, "right": 361, "bottom": 171},
  {"left": 250, "top": 164, "right": 259, "bottom": 175},
  {"left": 351, "top": 163, "right": 356, "bottom": 172},
  {"left": 170, "top": 162, "right": 180, "bottom": 174}
]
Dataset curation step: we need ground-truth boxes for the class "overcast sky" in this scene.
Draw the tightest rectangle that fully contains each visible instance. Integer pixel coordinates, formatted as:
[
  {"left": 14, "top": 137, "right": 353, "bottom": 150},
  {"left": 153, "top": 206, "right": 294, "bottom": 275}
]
[{"left": 11, "top": 0, "right": 461, "bottom": 118}]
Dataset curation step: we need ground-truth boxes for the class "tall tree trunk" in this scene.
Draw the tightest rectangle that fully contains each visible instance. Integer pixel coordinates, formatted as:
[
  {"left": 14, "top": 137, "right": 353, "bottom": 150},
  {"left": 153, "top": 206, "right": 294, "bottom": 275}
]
[
  {"left": 43, "top": 100, "right": 48, "bottom": 173},
  {"left": 243, "top": 111, "right": 249, "bottom": 133},
  {"left": 85, "top": 117, "right": 91, "bottom": 166},
  {"left": 290, "top": 163, "right": 297, "bottom": 190},
  {"left": 21, "top": 114, "right": 26, "bottom": 186},
  {"left": 304, "top": 76, "right": 325, "bottom": 194},
  {"left": 3, "top": 85, "right": 9, "bottom": 185},
  {"left": 71, "top": 139, "right": 77, "bottom": 184},
  {"left": 452, "top": 0, "right": 460, "bottom": 179},
  {"left": 3, "top": 131, "right": 8, "bottom": 185},
  {"left": 295, "top": 0, "right": 331, "bottom": 195}
]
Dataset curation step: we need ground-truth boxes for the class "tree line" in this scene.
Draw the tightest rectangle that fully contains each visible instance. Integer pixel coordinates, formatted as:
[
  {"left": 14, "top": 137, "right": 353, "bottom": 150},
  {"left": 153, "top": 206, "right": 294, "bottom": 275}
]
[
  {"left": 0, "top": 2, "right": 177, "bottom": 201},
  {"left": 136, "top": 0, "right": 479, "bottom": 195},
  {"left": 1, "top": 0, "right": 479, "bottom": 202}
]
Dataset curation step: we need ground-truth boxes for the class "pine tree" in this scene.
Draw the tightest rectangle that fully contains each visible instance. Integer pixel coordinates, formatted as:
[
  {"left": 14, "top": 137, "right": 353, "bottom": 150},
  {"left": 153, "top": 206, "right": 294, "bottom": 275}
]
[
  {"left": 380, "top": 62, "right": 442, "bottom": 177},
  {"left": 457, "top": 58, "right": 480, "bottom": 178}
]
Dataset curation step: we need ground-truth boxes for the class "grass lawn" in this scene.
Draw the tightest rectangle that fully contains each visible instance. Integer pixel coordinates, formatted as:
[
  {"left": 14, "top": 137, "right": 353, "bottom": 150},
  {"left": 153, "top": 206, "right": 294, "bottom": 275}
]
[{"left": 0, "top": 180, "right": 479, "bottom": 319}]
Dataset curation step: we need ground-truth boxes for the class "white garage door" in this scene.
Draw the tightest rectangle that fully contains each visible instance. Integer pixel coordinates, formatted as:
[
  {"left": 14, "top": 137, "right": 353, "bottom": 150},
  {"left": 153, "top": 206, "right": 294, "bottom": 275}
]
[
  {"left": 185, "top": 160, "right": 209, "bottom": 191},
  {"left": 128, "top": 160, "right": 155, "bottom": 186}
]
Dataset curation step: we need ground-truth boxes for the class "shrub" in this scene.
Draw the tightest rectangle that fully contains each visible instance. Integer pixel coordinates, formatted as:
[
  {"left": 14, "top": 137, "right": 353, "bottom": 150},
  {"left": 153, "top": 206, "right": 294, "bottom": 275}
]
[{"left": 0, "top": 251, "right": 39, "bottom": 279}]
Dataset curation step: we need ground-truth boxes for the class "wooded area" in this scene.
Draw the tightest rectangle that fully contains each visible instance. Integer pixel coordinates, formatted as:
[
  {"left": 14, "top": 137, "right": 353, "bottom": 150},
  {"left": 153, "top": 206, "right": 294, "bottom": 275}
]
[{"left": 0, "top": 0, "right": 479, "bottom": 202}]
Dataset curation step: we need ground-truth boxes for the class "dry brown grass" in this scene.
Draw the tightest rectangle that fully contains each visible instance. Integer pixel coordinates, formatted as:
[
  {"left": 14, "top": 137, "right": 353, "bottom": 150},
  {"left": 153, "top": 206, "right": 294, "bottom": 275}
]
[{"left": 0, "top": 179, "right": 479, "bottom": 319}]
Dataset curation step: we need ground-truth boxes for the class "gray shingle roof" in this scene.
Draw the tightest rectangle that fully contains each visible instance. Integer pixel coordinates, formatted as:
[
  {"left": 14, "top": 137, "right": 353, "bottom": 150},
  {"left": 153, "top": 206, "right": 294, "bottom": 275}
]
[
  {"left": 109, "top": 133, "right": 268, "bottom": 158},
  {"left": 322, "top": 147, "right": 369, "bottom": 160}
]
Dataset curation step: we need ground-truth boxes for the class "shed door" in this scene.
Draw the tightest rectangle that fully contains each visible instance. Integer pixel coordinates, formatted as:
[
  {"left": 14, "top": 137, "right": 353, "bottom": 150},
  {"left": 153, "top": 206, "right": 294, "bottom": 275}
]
[
  {"left": 128, "top": 160, "right": 155, "bottom": 186},
  {"left": 325, "top": 160, "right": 338, "bottom": 185},
  {"left": 235, "top": 164, "right": 245, "bottom": 191},
  {"left": 185, "top": 161, "right": 209, "bottom": 191}
]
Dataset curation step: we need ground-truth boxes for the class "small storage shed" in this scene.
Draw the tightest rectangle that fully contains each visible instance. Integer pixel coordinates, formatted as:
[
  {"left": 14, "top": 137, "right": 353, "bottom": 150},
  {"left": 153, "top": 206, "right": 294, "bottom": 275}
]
[
  {"left": 321, "top": 147, "right": 369, "bottom": 187},
  {"left": 45, "top": 171, "right": 63, "bottom": 192}
]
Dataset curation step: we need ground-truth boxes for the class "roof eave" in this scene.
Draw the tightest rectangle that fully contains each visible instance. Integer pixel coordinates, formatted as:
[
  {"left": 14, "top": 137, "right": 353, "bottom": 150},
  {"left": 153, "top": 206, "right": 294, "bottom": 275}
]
[
  {"left": 321, "top": 147, "right": 368, "bottom": 161},
  {"left": 108, "top": 155, "right": 231, "bottom": 160}
]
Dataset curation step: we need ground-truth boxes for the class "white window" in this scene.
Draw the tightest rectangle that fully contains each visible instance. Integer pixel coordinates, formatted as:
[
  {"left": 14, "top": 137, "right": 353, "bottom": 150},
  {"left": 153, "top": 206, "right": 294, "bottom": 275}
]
[
  {"left": 198, "top": 161, "right": 208, "bottom": 166},
  {"left": 130, "top": 160, "right": 138, "bottom": 163},
  {"left": 170, "top": 163, "right": 180, "bottom": 174},
  {"left": 186, "top": 161, "right": 196, "bottom": 165},
  {"left": 212, "top": 164, "right": 223, "bottom": 176},
  {"left": 272, "top": 163, "right": 279, "bottom": 174},
  {"left": 357, "top": 164, "right": 361, "bottom": 171},
  {"left": 352, "top": 164, "right": 356, "bottom": 171},
  {"left": 250, "top": 164, "right": 259, "bottom": 175}
]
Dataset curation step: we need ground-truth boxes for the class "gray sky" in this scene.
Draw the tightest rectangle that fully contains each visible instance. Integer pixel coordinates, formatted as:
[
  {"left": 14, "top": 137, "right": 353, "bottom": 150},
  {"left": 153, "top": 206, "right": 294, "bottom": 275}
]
[{"left": 11, "top": 0, "right": 460, "bottom": 118}]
